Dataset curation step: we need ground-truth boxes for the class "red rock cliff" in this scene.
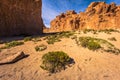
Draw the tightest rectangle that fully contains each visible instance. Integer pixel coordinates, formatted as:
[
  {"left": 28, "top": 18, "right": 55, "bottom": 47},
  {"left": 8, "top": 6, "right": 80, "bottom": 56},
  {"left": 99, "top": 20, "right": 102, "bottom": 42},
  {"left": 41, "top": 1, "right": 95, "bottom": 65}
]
[
  {"left": 0, "top": 0, "right": 44, "bottom": 36},
  {"left": 48, "top": 2, "right": 120, "bottom": 32}
]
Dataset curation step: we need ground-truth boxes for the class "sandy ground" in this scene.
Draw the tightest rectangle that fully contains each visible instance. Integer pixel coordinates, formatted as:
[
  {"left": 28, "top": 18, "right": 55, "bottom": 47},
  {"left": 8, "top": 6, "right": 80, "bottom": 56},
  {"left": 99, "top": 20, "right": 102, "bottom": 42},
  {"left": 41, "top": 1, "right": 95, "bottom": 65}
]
[{"left": 0, "top": 31, "right": 120, "bottom": 80}]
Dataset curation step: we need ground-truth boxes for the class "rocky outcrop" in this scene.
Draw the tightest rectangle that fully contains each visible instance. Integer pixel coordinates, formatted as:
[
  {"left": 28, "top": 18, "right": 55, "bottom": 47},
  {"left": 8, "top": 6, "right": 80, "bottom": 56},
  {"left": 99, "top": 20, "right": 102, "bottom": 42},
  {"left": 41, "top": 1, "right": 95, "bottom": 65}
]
[
  {"left": 48, "top": 2, "right": 120, "bottom": 32},
  {"left": 0, "top": 0, "right": 44, "bottom": 36},
  {"left": 0, "top": 51, "right": 28, "bottom": 65}
]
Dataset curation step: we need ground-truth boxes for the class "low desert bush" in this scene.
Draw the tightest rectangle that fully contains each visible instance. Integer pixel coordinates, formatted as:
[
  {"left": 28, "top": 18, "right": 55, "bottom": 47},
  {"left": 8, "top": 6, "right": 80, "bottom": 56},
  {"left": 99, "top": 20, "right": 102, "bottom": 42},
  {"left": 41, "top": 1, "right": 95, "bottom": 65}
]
[
  {"left": 83, "top": 29, "right": 97, "bottom": 34},
  {"left": 0, "top": 41, "right": 24, "bottom": 51},
  {"left": 98, "top": 29, "right": 119, "bottom": 34},
  {"left": 57, "top": 31, "right": 74, "bottom": 38},
  {"left": 76, "top": 36, "right": 120, "bottom": 54},
  {"left": 24, "top": 37, "right": 32, "bottom": 42},
  {"left": 79, "top": 37, "right": 101, "bottom": 50},
  {"left": 46, "top": 31, "right": 74, "bottom": 44},
  {"left": 32, "top": 37, "right": 41, "bottom": 42},
  {"left": 40, "top": 51, "right": 74, "bottom": 73},
  {"left": 5, "top": 41, "right": 24, "bottom": 48},
  {"left": 83, "top": 29, "right": 95, "bottom": 33},
  {"left": 46, "top": 35, "right": 61, "bottom": 44},
  {"left": 87, "top": 41, "right": 101, "bottom": 50},
  {"left": 83, "top": 29, "right": 119, "bottom": 34},
  {"left": 104, "top": 48, "right": 120, "bottom": 55},
  {"left": 35, "top": 44, "right": 47, "bottom": 51},
  {"left": 0, "top": 41, "right": 24, "bottom": 50}
]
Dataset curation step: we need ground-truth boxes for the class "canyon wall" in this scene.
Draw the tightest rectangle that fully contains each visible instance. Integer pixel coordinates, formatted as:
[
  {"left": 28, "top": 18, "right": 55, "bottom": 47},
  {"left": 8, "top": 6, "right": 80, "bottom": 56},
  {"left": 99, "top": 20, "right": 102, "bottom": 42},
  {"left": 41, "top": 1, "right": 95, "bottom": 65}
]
[
  {"left": 0, "top": 0, "right": 44, "bottom": 36},
  {"left": 47, "top": 2, "right": 120, "bottom": 32}
]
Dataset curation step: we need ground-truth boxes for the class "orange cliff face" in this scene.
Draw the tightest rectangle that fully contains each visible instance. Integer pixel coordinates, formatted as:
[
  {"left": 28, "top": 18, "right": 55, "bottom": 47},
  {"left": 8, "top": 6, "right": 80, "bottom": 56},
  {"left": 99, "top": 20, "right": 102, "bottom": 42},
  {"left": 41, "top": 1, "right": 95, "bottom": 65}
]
[
  {"left": 47, "top": 2, "right": 120, "bottom": 33},
  {"left": 0, "top": 0, "right": 44, "bottom": 36}
]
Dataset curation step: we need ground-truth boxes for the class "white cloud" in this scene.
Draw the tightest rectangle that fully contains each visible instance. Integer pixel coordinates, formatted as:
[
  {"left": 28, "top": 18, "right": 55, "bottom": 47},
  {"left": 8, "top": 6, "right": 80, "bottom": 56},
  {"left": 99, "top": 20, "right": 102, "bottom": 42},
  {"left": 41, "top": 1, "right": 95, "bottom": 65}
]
[{"left": 42, "top": 2, "right": 60, "bottom": 27}]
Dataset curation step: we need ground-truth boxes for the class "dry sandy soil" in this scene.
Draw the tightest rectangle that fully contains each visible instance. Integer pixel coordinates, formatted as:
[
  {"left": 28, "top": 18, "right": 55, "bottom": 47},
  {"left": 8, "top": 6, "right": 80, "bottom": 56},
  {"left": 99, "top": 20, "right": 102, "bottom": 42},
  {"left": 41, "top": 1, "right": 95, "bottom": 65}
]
[{"left": 0, "top": 30, "right": 120, "bottom": 80}]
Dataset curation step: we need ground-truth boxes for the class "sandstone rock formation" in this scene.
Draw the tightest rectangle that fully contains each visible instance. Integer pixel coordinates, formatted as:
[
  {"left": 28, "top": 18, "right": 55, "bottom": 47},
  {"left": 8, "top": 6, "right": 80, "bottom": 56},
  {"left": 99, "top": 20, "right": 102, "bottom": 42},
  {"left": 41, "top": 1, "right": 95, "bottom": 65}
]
[
  {"left": 0, "top": 51, "right": 28, "bottom": 65},
  {"left": 47, "top": 2, "right": 120, "bottom": 32},
  {"left": 0, "top": 0, "right": 44, "bottom": 36}
]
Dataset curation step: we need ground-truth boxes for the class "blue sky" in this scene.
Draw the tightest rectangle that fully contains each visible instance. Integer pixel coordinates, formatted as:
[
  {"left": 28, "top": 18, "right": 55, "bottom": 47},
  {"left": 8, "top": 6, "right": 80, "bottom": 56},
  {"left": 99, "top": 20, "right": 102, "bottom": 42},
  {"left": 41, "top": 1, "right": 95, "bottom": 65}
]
[{"left": 42, "top": 0, "right": 120, "bottom": 27}]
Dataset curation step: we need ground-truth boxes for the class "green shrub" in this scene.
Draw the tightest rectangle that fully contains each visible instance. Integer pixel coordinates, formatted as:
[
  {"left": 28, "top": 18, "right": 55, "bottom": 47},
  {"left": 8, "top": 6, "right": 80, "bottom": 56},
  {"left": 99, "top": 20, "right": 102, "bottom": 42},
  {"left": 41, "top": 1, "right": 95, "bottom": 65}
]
[
  {"left": 40, "top": 51, "right": 74, "bottom": 73},
  {"left": 35, "top": 44, "right": 47, "bottom": 51},
  {"left": 46, "top": 31, "right": 74, "bottom": 44},
  {"left": 104, "top": 49, "right": 120, "bottom": 55},
  {"left": 46, "top": 35, "right": 61, "bottom": 44},
  {"left": 5, "top": 41, "right": 24, "bottom": 48},
  {"left": 47, "top": 39, "right": 61, "bottom": 44},
  {"left": 83, "top": 29, "right": 97, "bottom": 34},
  {"left": 87, "top": 41, "right": 101, "bottom": 50},
  {"left": 79, "top": 37, "right": 101, "bottom": 50},
  {"left": 76, "top": 36, "right": 120, "bottom": 54},
  {"left": 57, "top": 31, "right": 74, "bottom": 38},
  {"left": 0, "top": 41, "right": 24, "bottom": 51},
  {"left": 83, "top": 29, "right": 120, "bottom": 34},
  {"left": 98, "top": 29, "right": 119, "bottom": 34},
  {"left": 107, "top": 29, "right": 119, "bottom": 32},
  {"left": 24, "top": 37, "right": 32, "bottom": 42},
  {"left": 79, "top": 37, "right": 90, "bottom": 47},
  {"left": 32, "top": 37, "right": 41, "bottom": 42}
]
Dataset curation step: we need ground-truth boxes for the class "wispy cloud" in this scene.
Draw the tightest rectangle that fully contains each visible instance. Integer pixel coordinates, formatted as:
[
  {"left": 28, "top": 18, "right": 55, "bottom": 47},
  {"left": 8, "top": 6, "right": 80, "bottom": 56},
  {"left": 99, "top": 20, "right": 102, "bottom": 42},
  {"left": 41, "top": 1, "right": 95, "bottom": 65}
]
[
  {"left": 42, "top": 1, "right": 60, "bottom": 27},
  {"left": 42, "top": 7, "right": 59, "bottom": 27}
]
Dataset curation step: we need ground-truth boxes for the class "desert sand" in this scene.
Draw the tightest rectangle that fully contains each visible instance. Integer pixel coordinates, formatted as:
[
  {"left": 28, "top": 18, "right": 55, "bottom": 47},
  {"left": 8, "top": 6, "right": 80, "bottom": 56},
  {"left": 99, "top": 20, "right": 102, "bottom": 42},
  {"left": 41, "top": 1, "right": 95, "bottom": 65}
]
[{"left": 0, "top": 30, "right": 120, "bottom": 80}]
